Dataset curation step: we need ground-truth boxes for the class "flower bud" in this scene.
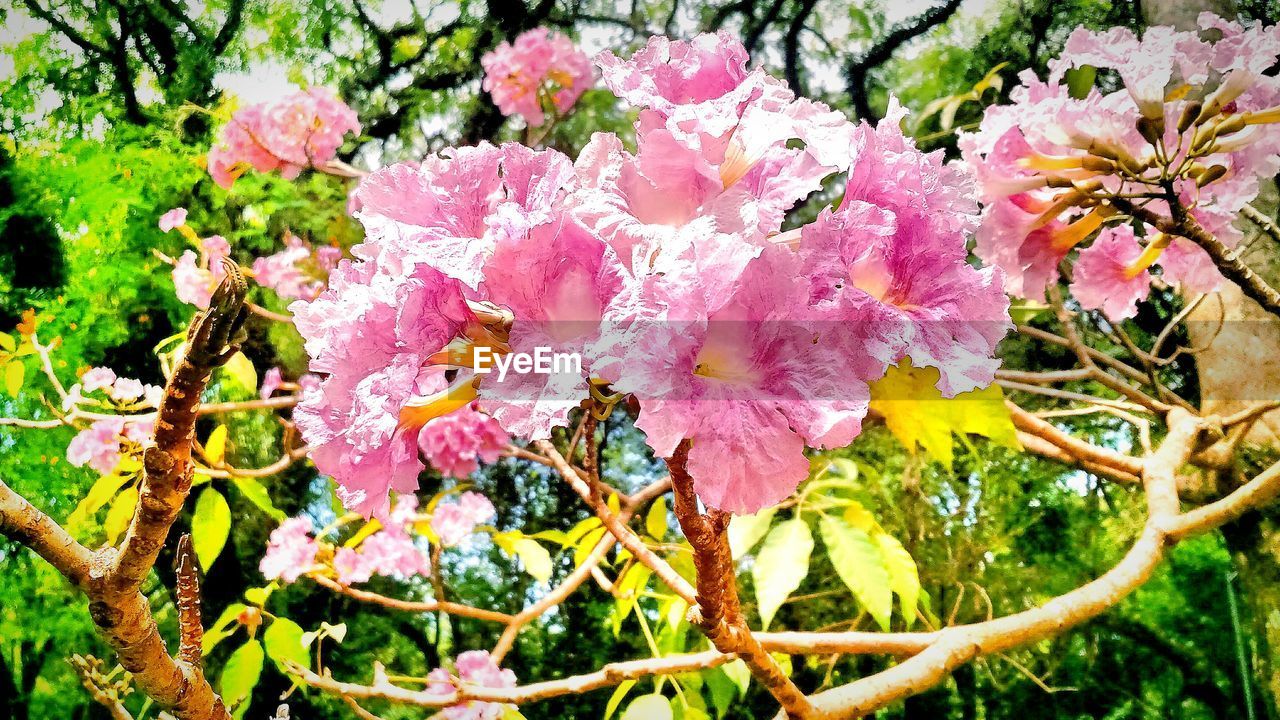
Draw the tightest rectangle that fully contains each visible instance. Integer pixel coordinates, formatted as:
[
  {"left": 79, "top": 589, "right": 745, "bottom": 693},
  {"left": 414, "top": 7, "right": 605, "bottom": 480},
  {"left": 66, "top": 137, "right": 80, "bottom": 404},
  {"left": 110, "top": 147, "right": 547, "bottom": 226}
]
[
  {"left": 1195, "top": 164, "right": 1228, "bottom": 187},
  {"left": 1177, "top": 101, "right": 1203, "bottom": 134},
  {"left": 1137, "top": 116, "right": 1166, "bottom": 147}
]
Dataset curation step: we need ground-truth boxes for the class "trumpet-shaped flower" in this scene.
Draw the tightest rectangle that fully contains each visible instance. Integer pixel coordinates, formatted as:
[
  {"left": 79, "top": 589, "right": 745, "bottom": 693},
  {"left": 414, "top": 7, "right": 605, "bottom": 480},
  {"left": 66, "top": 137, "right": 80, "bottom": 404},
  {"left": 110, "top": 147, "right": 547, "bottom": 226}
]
[{"left": 1069, "top": 225, "right": 1153, "bottom": 321}]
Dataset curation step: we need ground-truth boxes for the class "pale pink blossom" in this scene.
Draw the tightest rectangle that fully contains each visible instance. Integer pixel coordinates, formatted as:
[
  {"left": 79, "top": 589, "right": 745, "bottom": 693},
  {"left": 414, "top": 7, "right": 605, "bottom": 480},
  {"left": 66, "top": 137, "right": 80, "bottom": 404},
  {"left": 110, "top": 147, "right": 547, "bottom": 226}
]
[
  {"left": 427, "top": 651, "right": 517, "bottom": 720},
  {"left": 430, "top": 492, "right": 496, "bottom": 547},
  {"left": 80, "top": 367, "right": 117, "bottom": 393},
  {"left": 66, "top": 418, "right": 126, "bottom": 474},
  {"left": 252, "top": 235, "right": 332, "bottom": 300},
  {"left": 111, "top": 377, "right": 145, "bottom": 401},
  {"left": 418, "top": 405, "right": 509, "bottom": 478},
  {"left": 358, "top": 531, "right": 431, "bottom": 578},
  {"left": 332, "top": 547, "right": 374, "bottom": 585},
  {"left": 481, "top": 28, "right": 593, "bottom": 126},
  {"left": 260, "top": 517, "right": 319, "bottom": 584},
  {"left": 158, "top": 207, "right": 188, "bottom": 232},
  {"left": 207, "top": 88, "right": 360, "bottom": 189},
  {"left": 260, "top": 367, "right": 284, "bottom": 401},
  {"left": 171, "top": 236, "right": 231, "bottom": 309}
]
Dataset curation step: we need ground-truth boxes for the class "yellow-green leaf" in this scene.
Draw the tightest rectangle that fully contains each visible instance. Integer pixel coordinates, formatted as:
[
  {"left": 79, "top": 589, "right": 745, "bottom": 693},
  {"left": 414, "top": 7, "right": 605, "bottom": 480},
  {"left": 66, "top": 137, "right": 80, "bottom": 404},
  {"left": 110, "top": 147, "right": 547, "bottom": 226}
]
[
  {"left": 231, "top": 478, "right": 285, "bottom": 521},
  {"left": 263, "top": 617, "right": 310, "bottom": 671},
  {"left": 66, "top": 471, "right": 132, "bottom": 531},
  {"left": 220, "top": 351, "right": 257, "bottom": 391},
  {"left": 819, "top": 516, "right": 892, "bottom": 631},
  {"left": 204, "top": 425, "right": 228, "bottom": 465},
  {"left": 0, "top": 331, "right": 14, "bottom": 352},
  {"left": 622, "top": 694, "right": 673, "bottom": 720},
  {"left": 727, "top": 507, "right": 776, "bottom": 559},
  {"left": 752, "top": 519, "right": 813, "bottom": 630},
  {"left": 511, "top": 538, "right": 552, "bottom": 582},
  {"left": 876, "top": 533, "right": 921, "bottom": 628},
  {"left": 192, "top": 488, "right": 231, "bottom": 571},
  {"left": 604, "top": 679, "right": 637, "bottom": 720},
  {"left": 4, "top": 361, "right": 24, "bottom": 397},
  {"left": 103, "top": 486, "right": 137, "bottom": 545},
  {"left": 219, "top": 639, "right": 264, "bottom": 708},
  {"left": 869, "top": 362, "right": 1020, "bottom": 469},
  {"left": 645, "top": 496, "right": 668, "bottom": 540},
  {"left": 203, "top": 603, "right": 246, "bottom": 655}
]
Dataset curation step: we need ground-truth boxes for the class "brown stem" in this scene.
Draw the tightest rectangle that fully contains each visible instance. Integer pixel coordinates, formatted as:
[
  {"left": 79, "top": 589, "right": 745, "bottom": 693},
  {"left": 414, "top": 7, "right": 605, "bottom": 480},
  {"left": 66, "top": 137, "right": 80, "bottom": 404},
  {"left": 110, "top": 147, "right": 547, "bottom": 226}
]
[{"left": 667, "top": 441, "right": 821, "bottom": 720}]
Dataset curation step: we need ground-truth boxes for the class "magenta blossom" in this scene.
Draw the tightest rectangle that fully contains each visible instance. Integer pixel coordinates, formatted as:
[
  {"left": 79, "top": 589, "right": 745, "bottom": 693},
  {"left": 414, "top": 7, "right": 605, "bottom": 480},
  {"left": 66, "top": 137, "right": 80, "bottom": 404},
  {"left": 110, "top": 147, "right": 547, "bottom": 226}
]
[
  {"left": 427, "top": 650, "right": 517, "bottom": 720},
  {"left": 207, "top": 88, "right": 360, "bottom": 189},
  {"left": 481, "top": 28, "right": 593, "bottom": 126},
  {"left": 259, "top": 517, "right": 319, "bottom": 583},
  {"left": 418, "top": 405, "right": 509, "bottom": 478}
]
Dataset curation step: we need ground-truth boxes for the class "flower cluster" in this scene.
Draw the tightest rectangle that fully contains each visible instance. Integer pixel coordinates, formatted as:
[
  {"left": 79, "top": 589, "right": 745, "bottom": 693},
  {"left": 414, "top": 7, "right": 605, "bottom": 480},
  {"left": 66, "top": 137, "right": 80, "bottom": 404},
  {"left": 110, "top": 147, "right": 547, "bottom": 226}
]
[
  {"left": 427, "top": 650, "right": 517, "bottom": 720},
  {"left": 962, "top": 13, "right": 1280, "bottom": 320},
  {"left": 481, "top": 28, "right": 593, "bottom": 126},
  {"left": 65, "top": 416, "right": 153, "bottom": 474},
  {"left": 252, "top": 234, "right": 343, "bottom": 300},
  {"left": 260, "top": 497, "right": 433, "bottom": 586},
  {"left": 418, "top": 406, "right": 510, "bottom": 479},
  {"left": 430, "top": 492, "right": 497, "bottom": 547},
  {"left": 62, "top": 366, "right": 162, "bottom": 473},
  {"left": 207, "top": 88, "right": 360, "bottom": 189},
  {"left": 292, "top": 31, "right": 1009, "bottom": 516}
]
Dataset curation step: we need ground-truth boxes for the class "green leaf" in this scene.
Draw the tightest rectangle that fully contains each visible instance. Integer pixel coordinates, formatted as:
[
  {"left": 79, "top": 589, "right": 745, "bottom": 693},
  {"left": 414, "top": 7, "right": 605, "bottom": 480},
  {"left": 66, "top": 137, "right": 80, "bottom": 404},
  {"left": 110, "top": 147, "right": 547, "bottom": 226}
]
[
  {"left": 3, "top": 361, "right": 23, "bottom": 397},
  {"left": 646, "top": 496, "right": 668, "bottom": 540},
  {"left": 721, "top": 660, "right": 750, "bottom": 697},
  {"left": 876, "top": 534, "right": 921, "bottom": 628},
  {"left": 705, "top": 667, "right": 737, "bottom": 718},
  {"left": 0, "top": 331, "right": 14, "bottom": 352},
  {"left": 103, "top": 486, "right": 137, "bottom": 545},
  {"left": 728, "top": 507, "right": 776, "bottom": 559},
  {"left": 622, "top": 694, "right": 673, "bottom": 720},
  {"left": 219, "top": 351, "right": 257, "bottom": 390},
  {"left": 1066, "top": 65, "right": 1097, "bottom": 99},
  {"left": 232, "top": 478, "right": 286, "bottom": 521},
  {"left": 604, "top": 679, "right": 637, "bottom": 720},
  {"left": 192, "top": 488, "right": 231, "bottom": 571},
  {"left": 203, "top": 603, "right": 247, "bottom": 655},
  {"left": 752, "top": 519, "right": 813, "bottom": 630},
  {"left": 263, "top": 617, "right": 310, "bottom": 671},
  {"left": 819, "top": 516, "right": 892, "bottom": 631},
  {"left": 611, "top": 564, "right": 653, "bottom": 635},
  {"left": 219, "top": 640, "right": 264, "bottom": 708}
]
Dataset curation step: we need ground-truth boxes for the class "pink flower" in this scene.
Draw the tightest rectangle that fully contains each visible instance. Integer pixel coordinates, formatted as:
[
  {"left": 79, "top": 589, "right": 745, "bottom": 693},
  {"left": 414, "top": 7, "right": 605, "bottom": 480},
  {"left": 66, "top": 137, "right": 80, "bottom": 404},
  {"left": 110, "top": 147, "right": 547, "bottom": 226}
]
[
  {"left": 332, "top": 547, "right": 373, "bottom": 585},
  {"left": 260, "top": 367, "right": 283, "bottom": 401},
  {"left": 1069, "top": 225, "right": 1153, "bottom": 321},
  {"left": 418, "top": 405, "right": 510, "bottom": 478},
  {"left": 428, "top": 651, "right": 516, "bottom": 720},
  {"left": 430, "top": 492, "right": 496, "bottom": 547},
  {"left": 252, "top": 235, "right": 331, "bottom": 300},
  {"left": 158, "top": 207, "right": 188, "bottom": 232},
  {"left": 66, "top": 418, "right": 126, "bottom": 474},
  {"left": 358, "top": 530, "right": 431, "bottom": 578},
  {"left": 171, "top": 237, "right": 231, "bottom": 309},
  {"left": 599, "top": 247, "right": 870, "bottom": 513},
  {"left": 123, "top": 419, "right": 153, "bottom": 444},
  {"left": 80, "top": 367, "right": 117, "bottom": 393},
  {"left": 207, "top": 88, "right": 360, "bottom": 189},
  {"left": 260, "top": 517, "right": 320, "bottom": 584},
  {"left": 481, "top": 28, "right": 593, "bottom": 126},
  {"left": 290, "top": 257, "right": 477, "bottom": 517}
]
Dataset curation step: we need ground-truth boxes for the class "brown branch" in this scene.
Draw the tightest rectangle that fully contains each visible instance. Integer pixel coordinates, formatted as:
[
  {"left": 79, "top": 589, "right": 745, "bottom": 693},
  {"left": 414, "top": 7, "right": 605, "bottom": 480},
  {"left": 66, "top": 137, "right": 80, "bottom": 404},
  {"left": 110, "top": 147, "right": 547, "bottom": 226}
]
[
  {"left": 668, "top": 441, "right": 819, "bottom": 720},
  {"left": 174, "top": 535, "right": 203, "bottom": 668},
  {"left": 309, "top": 575, "right": 516, "bottom": 624},
  {"left": 1007, "top": 402, "right": 1146, "bottom": 478}
]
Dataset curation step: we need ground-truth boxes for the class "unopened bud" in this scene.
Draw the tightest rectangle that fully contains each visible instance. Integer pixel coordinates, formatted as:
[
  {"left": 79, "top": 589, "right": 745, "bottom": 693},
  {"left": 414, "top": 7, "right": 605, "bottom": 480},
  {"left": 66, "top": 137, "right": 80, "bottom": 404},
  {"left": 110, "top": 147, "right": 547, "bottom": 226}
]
[
  {"left": 1081, "top": 156, "right": 1116, "bottom": 173},
  {"left": 1216, "top": 113, "right": 1247, "bottom": 137},
  {"left": 1137, "top": 116, "right": 1166, "bottom": 147},
  {"left": 1196, "top": 164, "right": 1229, "bottom": 187},
  {"left": 1177, "top": 101, "right": 1203, "bottom": 134}
]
